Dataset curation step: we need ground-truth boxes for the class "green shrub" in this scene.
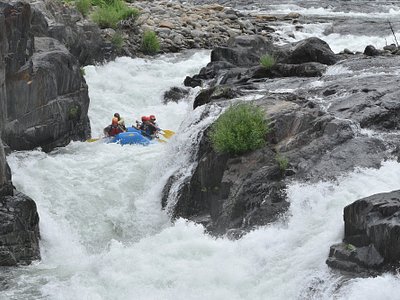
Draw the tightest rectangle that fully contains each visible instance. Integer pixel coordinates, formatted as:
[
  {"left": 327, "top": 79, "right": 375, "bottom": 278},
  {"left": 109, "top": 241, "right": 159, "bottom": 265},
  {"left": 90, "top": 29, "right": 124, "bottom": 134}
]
[
  {"left": 276, "top": 154, "right": 289, "bottom": 173},
  {"left": 91, "top": 0, "right": 139, "bottom": 29},
  {"left": 75, "top": 0, "right": 91, "bottom": 16},
  {"left": 260, "top": 54, "right": 276, "bottom": 69},
  {"left": 90, "top": 0, "right": 104, "bottom": 6},
  {"left": 210, "top": 103, "right": 270, "bottom": 155},
  {"left": 80, "top": 67, "right": 86, "bottom": 76},
  {"left": 111, "top": 31, "right": 124, "bottom": 49},
  {"left": 141, "top": 31, "right": 160, "bottom": 55}
]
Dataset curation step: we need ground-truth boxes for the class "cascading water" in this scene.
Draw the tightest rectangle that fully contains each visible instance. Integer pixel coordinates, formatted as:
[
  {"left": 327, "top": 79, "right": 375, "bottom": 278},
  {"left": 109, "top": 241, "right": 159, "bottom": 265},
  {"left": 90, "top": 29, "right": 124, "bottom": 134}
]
[{"left": 3, "top": 2, "right": 400, "bottom": 300}]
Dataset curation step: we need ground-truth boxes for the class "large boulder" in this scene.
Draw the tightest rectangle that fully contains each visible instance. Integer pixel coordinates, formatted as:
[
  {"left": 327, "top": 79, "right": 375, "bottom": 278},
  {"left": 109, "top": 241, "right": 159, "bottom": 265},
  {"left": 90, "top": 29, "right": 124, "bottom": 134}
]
[
  {"left": 211, "top": 35, "right": 275, "bottom": 67},
  {"left": 1, "top": 2, "right": 90, "bottom": 151},
  {"left": 0, "top": 141, "right": 40, "bottom": 266},
  {"left": 30, "top": 0, "right": 107, "bottom": 65},
  {"left": 163, "top": 90, "right": 389, "bottom": 235},
  {"left": 281, "top": 37, "right": 339, "bottom": 65},
  {"left": 327, "top": 190, "right": 400, "bottom": 274},
  {"left": 0, "top": 190, "right": 40, "bottom": 266}
]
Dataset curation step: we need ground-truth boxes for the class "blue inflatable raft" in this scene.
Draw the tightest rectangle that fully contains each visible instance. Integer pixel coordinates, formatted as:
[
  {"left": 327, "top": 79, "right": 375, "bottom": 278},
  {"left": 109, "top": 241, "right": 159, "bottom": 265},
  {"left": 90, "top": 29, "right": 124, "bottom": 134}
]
[{"left": 108, "top": 127, "right": 151, "bottom": 146}]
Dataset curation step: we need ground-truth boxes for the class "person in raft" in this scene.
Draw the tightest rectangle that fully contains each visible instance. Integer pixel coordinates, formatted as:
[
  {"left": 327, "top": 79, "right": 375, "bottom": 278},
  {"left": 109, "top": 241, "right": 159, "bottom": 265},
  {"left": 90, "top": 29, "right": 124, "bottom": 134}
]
[
  {"left": 104, "top": 115, "right": 125, "bottom": 137},
  {"left": 135, "top": 115, "right": 160, "bottom": 139},
  {"left": 113, "top": 112, "right": 126, "bottom": 131}
]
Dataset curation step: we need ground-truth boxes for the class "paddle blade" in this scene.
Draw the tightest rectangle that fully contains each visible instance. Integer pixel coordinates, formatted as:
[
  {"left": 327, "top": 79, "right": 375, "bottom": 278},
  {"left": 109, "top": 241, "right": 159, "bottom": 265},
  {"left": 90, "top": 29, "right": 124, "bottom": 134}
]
[
  {"left": 157, "top": 137, "right": 167, "bottom": 143},
  {"left": 160, "top": 129, "right": 175, "bottom": 139},
  {"left": 86, "top": 138, "right": 100, "bottom": 143}
]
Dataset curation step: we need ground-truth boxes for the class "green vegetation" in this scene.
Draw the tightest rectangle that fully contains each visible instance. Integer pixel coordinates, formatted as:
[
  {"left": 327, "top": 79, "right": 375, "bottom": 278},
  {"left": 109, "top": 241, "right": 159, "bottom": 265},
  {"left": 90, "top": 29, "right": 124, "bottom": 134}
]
[
  {"left": 276, "top": 154, "right": 289, "bottom": 173},
  {"left": 260, "top": 54, "right": 276, "bottom": 69},
  {"left": 75, "top": 0, "right": 91, "bottom": 16},
  {"left": 91, "top": 0, "right": 139, "bottom": 29},
  {"left": 68, "top": 105, "right": 81, "bottom": 120},
  {"left": 80, "top": 67, "right": 86, "bottom": 76},
  {"left": 111, "top": 31, "right": 124, "bottom": 49},
  {"left": 210, "top": 103, "right": 270, "bottom": 155},
  {"left": 141, "top": 31, "right": 160, "bottom": 55},
  {"left": 345, "top": 243, "right": 357, "bottom": 252}
]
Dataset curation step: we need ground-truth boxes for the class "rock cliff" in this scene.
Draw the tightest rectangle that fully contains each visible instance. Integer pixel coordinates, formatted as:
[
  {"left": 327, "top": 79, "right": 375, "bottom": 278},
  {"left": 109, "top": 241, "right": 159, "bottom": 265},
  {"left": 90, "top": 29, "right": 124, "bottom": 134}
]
[{"left": 0, "top": 1, "right": 93, "bottom": 265}]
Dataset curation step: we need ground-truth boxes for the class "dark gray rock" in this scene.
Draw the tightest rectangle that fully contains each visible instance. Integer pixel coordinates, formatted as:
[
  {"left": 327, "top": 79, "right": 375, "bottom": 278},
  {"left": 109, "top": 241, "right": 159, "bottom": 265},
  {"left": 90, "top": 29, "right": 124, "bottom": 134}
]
[
  {"left": 364, "top": 45, "right": 381, "bottom": 56},
  {"left": 282, "top": 37, "right": 339, "bottom": 65},
  {"left": 0, "top": 139, "right": 40, "bottom": 266},
  {"left": 326, "top": 243, "right": 383, "bottom": 274},
  {"left": 193, "top": 85, "right": 243, "bottom": 109},
  {"left": 1, "top": 3, "right": 90, "bottom": 151},
  {"left": 211, "top": 35, "right": 274, "bottom": 67},
  {"left": 164, "top": 88, "right": 390, "bottom": 235},
  {"left": 244, "top": 62, "right": 327, "bottom": 80},
  {"left": 163, "top": 86, "right": 190, "bottom": 104},
  {"left": 327, "top": 190, "right": 400, "bottom": 274},
  {"left": 0, "top": 191, "right": 40, "bottom": 266},
  {"left": 30, "top": 0, "right": 107, "bottom": 65}
]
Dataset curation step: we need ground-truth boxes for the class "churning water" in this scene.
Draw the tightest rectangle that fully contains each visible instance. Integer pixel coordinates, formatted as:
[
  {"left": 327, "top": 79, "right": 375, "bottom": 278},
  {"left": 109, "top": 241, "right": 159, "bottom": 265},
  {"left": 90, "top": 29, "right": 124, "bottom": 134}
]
[{"left": 3, "top": 3, "right": 400, "bottom": 300}]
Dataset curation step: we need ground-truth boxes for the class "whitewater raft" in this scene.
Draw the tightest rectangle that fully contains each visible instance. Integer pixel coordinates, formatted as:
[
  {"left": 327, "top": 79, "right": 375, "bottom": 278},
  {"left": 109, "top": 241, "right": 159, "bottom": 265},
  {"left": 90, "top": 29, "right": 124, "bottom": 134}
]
[{"left": 107, "top": 127, "right": 152, "bottom": 146}]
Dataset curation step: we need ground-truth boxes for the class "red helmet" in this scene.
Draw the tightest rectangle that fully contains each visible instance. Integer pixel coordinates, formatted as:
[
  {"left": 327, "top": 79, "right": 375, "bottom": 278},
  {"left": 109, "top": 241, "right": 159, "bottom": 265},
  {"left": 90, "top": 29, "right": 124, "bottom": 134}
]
[
  {"left": 112, "top": 117, "right": 119, "bottom": 125},
  {"left": 141, "top": 116, "right": 150, "bottom": 122},
  {"left": 149, "top": 115, "right": 156, "bottom": 121}
]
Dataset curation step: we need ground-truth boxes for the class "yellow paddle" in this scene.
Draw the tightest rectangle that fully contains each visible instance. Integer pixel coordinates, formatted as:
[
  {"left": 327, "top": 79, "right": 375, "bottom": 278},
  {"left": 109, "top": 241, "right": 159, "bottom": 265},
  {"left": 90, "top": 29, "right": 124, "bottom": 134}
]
[
  {"left": 160, "top": 129, "right": 175, "bottom": 139},
  {"left": 86, "top": 137, "right": 101, "bottom": 143}
]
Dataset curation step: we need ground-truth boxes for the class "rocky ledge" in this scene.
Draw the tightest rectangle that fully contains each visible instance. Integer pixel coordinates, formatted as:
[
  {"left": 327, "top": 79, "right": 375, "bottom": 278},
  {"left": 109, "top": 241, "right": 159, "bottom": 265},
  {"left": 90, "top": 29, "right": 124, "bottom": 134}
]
[
  {"left": 162, "top": 34, "right": 400, "bottom": 239},
  {"left": 327, "top": 190, "right": 400, "bottom": 275}
]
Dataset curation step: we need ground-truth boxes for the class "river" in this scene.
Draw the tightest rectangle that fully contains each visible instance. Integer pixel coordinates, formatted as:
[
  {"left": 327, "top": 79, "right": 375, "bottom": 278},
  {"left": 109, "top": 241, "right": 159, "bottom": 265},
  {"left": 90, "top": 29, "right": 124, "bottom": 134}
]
[{"left": 3, "top": 2, "right": 400, "bottom": 299}]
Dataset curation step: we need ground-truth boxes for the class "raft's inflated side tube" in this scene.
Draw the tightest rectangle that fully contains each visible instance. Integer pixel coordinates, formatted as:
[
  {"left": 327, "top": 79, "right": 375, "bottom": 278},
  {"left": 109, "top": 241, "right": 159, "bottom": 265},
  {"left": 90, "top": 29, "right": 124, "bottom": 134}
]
[{"left": 109, "top": 127, "right": 151, "bottom": 145}]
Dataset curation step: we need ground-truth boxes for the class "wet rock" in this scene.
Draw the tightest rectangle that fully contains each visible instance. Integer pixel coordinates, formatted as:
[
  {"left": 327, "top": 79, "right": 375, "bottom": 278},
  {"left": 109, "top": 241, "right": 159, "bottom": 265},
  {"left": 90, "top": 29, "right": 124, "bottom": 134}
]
[
  {"left": 326, "top": 243, "right": 383, "bottom": 274},
  {"left": 0, "top": 191, "right": 40, "bottom": 266},
  {"left": 383, "top": 44, "right": 397, "bottom": 53},
  {"left": 282, "top": 37, "right": 339, "bottom": 65},
  {"left": 1, "top": 2, "right": 90, "bottom": 151},
  {"left": 327, "top": 190, "right": 400, "bottom": 274},
  {"left": 184, "top": 75, "right": 202, "bottom": 88},
  {"left": 163, "top": 86, "right": 190, "bottom": 104},
  {"left": 211, "top": 35, "right": 274, "bottom": 67},
  {"left": 245, "top": 62, "right": 327, "bottom": 80},
  {"left": 193, "top": 85, "right": 243, "bottom": 109},
  {"left": 364, "top": 45, "right": 380, "bottom": 56}
]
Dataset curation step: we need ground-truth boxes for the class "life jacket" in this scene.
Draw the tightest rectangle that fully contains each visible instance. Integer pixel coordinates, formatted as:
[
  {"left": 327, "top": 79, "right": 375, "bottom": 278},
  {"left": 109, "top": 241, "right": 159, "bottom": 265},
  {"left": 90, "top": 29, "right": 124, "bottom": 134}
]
[
  {"left": 110, "top": 125, "right": 124, "bottom": 136},
  {"left": 146, "top": 122, "right": 158, "bottom": 135}
]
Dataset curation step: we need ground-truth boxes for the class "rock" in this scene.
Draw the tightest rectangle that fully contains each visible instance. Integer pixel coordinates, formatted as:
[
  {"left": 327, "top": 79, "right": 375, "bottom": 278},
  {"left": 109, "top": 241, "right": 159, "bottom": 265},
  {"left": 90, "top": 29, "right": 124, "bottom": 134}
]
[
  {"left": 326, "top": 243, "right": 383, "bottom": 274},
  {"left": 163, "top": 86, "right": 190, "bottom": 104},
  {"left": 245, "top": 62, "right": 327, "bottom": 80},
  {"left": 283, "top": 37, "right": 339, "bottom": 65},
  {"left": 383, "top": 44, "right": 397, "bottom": 52},
  {"left": 285, "top": 12, "right": 301, "bottom": 19},
  {"left": 364, "top": 45, "right": 380, "bottom": 56},
  {"left": 1, "top": 2, "right": 90, "bottom": 151},
  {"left": 0, "top": 191, "right": 40, "bottom": 266},
  {"left": 193, "top": 85, "right": 243, "bottom": 109},
  {"left": 30, "top": 0, "right": 106, "bottom": 65},
  {"left": 159, "top": 21, "right": 175, "bottom": 29},
  {"left": 184, "top": 75, "right": 202, "bottom": 88},
  {"left": 327, "top": 190, "right": 400, "bottom": 274},
  {"left": 211, "top": 35, "right": 274, "bottom": 67}
]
